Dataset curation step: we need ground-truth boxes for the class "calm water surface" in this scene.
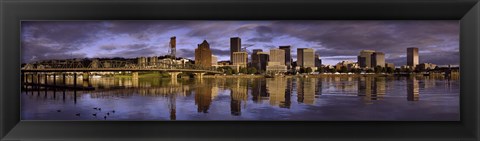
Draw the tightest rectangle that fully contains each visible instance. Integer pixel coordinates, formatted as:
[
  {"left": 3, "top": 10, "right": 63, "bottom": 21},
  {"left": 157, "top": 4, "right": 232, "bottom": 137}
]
[{"left": 21, "top": 75, "right": 459, "bottom": 121}]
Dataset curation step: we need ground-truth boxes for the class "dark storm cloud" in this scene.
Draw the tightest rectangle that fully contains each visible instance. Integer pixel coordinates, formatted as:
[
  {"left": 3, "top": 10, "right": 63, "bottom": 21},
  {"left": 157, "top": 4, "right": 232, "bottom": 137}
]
[
  {"left": 22, "top": 20, "right": 459, "bottom": 65},
  {"left": 211, "top": 48, "right": 230, "bottom": 57},
  {"left": 178, "top": 48, "right": 195, "bottom": 59},
  {"left": 264, "top": 21, "right": 458, "bottom": 65},
  {"left": 96, "top": 43, "right": 156, "bottom": 58}
]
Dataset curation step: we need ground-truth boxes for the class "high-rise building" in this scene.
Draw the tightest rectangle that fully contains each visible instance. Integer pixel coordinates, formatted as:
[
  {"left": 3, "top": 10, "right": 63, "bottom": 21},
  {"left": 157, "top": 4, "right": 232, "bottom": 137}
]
[
  {"left": 211, "top": 55, "right": 218, "bottom": 66},
  {"left": 230, "top": 37, "right": 241, "bottom": 64},
  {"left": 407, "top": 47, "right": 419, "bottom": 68},
  {"left": 169, "top": 36, "right": 176, "bottom": 59},
  {"left": 315, "top": 54, "right": 322, "bottom": 68},
  {"left": 258, "top": 52, "right": 269, "bottom": 72},
  {"left": 297, "top": 48, "right": 315, "bottom": 68},
  {"left": 267, "top": 49, "right": 287, "bottom": 73},
  {"left": 358, "top": 50, "right": 375, "bottom": 68},
  {"left": 371, "top": 52, "right": 385, "bottom": 68},
  {"left": 279, "top": 46, "right": 292, "bottom": 69},
  {"left": 194, "top": 40, "right": 212, "bottom": 68},
  {"left": 232, "top": 52, "right": 248, "bottom": 68},
  {"left": 251, "top": 49, "right": 263, "bottom": 70},
  {"left": 269, "top": 49, "right": 285, "bottom": 65}
]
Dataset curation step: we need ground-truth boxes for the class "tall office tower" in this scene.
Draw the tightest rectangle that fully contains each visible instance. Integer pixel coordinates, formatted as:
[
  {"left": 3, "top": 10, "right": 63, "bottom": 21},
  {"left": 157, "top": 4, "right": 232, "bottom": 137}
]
[
  {"left": 297, "top": 48, "right": 315, "bottom": 68},
  {"left": 407, "top": 47, "right": 419, "bottom": 68},
  {"left": 315, "top": 54, "right": 322, "bottom": 68},
  {"left": 251, "top": 49, "right": 263, "bottom": 70},
  {"left": 194, "top": 40, "right": 213, "bottom": 68},
  {"left": 232, "top": 52, "right": 248, "bottom": 68},
  {"left": 279, "top": 46, "right": 292, "bottom": 69},
  {"left": 170, "top": 36, "right": 176, "bottom": 59},
  {"left": 230, "top": 37, "right": 241, "bottom": 64},
  {"left": 358, "top": 50, "right": 375, "bottom": 68},
  {"left": 211, "top": 55, "right": 218, "bottom": 66},
  {"left": 258, "top": 52, "right": 270, "bottom": 72},
  {"left": 371, "top": 52, "right": 385, "bottom": 68},
  {"left": 266, "top": 49, "right": 287, "bottom": 73},
  {"left": 269, "top": 49, "right": 285, "bottom": 65}
]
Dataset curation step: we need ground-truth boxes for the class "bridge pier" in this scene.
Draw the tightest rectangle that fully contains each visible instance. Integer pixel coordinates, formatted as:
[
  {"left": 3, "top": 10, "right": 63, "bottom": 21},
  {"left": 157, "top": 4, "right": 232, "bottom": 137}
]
[
  {"left": 194, "top": 72, "right": 205, "bottom": 79},
  {"left": 82, "top": 72, "right": 89, "bottom": 81},
  {"left": 169, "top": 72, "right": 180, "bottom": 85},
  {"left": 132, "top": 72, "right": 139, "bottom": 80}
]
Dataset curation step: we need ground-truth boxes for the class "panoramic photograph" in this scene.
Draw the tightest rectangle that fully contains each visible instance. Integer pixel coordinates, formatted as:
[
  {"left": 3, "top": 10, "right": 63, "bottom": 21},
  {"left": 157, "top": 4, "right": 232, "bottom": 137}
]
[{"left": 20, "top": 20, "right": 459, "bottom": 121}]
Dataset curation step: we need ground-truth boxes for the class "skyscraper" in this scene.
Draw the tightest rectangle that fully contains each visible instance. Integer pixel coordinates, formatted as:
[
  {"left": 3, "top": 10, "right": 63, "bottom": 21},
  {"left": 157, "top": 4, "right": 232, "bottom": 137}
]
[
  {"left": 279, "top": 46, "right": 292, "bottom": 69},
  {"left": 258, "top": 52, "right": 269, "bottom": 72},
  {"left": 251, "top": 49, "right": 263, "bottom": 70},
  {"left": 267, "top": 49, "right": 287, "bottom": 73},
  {"left": 297, "top": 48, "right": 315, "bottom": 68},
  {"left": 315, "top": 54, "right": 322, "bottom": 68},
  {"left": 230, "top": 37, "right": 241, "bottom": 64},
  {"left": 407, "top": 47, "right": 419, "bottom": 68},
  {"left": 358, "top": 50, "right": 375, "bottom": 68},
  {"left": 194, "top": 40, "right": 212, "bottom": 68},
  {"left": 371, "top": 52, "right": 385, "bottom": 68},
  {"left": 232, "top": 52, "right": 248, "bottom": 68},
  {"left": 269, "top": 49, "right": 285, "bottom": 65}
]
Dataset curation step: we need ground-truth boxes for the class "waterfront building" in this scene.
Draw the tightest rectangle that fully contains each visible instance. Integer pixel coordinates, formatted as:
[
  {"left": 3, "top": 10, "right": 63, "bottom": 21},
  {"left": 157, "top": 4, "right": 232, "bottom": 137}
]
[
  {"left": 358, "top": 50, "right": 375, "bottom": 68},
  {"left": 148, "top": 56, "right": 158, "bottom": 66},
  {"left": 266, "top": 49, "right": 287, "bottom": 73},
  {"left": 297, "top": 48, "right": 315, "bottom": 68},
  {"left": 386, "top": 63, "right": 395, "bottom": 70},
  {"left": 258, "top": 52, "right": 269, "bottom": 72},
  {"left": 232, "top": 52, "right": 248, "bottom": 68},
  {"left": 230, "top": 37, "right": 241, "bottom": 64},
  {"left": 371, "top": 52, "right": 385, "bottom": 68},
  {"left": 211, "top": 55, "right": 218, "bottom": 66},
  {"left": 335, "top": 60, "right": 354, "bottom": 71},
  {"left": 315, "top": 54, "right": 322, "bottom": 68},
  {"left": 407, "top": 47, "right": 419, "bottom": 68},
  {"left": 251, "top": 49, "right": 263, "bottom": 70},
  {"left": 137, "top": 57, "right": 147, "bottom": 68},
  {"left": 417, "top": 63, "right": 437, "bottom": 71},
  {"left": 279, "top": 46, "right": 292, "bottom": 69},
  {"left": 194, "top": 40, "right": 212, "bottom": 68}
]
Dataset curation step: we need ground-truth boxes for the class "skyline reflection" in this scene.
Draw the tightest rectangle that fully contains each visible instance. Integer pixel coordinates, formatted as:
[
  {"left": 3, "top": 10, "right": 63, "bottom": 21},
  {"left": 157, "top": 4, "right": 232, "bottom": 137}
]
[{"left": 21, "top": 75, "right": 459, "bottom": 120}]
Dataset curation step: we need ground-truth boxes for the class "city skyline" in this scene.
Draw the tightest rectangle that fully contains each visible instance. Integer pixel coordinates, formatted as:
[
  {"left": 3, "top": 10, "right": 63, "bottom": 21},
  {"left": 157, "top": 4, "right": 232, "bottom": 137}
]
[{"left": 21, "top": 20, "right": 459, "bottom": 65}]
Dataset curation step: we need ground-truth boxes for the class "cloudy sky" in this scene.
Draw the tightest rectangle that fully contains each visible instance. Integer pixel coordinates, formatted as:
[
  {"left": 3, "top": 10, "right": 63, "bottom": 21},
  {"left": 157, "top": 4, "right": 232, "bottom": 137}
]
[{"left": 21, "top": 20, "right": 459, "bottom": 65}]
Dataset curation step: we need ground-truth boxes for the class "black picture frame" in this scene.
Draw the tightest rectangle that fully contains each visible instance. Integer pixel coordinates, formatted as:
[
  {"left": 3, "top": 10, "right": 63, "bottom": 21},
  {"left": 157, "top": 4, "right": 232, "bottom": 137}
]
[{"left": 1, "top": 0, "right": 479, "bottom": 140}]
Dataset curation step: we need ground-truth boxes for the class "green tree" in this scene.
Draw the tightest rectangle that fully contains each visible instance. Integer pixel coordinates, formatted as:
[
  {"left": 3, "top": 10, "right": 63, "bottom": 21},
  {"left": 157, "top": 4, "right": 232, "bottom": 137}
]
[
  {"left": 232, "top": 69, "right": 238, "bottom": 74},
  {"left": 386, "top": 67, "right": 394, "bottom": 74},
  {"left": 216, "top": 67, "right": 224, "bottom": 73},
  {"left": 240, "top": 67, "right": 248, "bottom": 74},
  {"left": 330, "top": 68, "right": 337, "bottom": 73},
  {"left": 366, "top": 69, "right": 374, "bottom": 73},
  {"left": 247, "top": 67, "right": 257, "bottom": 74},
  {"left": 226, "top": 69, "right": 233, "bottom": 75},
  {"left": 306, "top": 67, "right": 313, "bottom": 73},
  {"left": 299, "top": 67, "right": 306, "bottom": 73},
  {"left": 318, "top": 67, "right": 324, "bottom": 73},
  {"left": 341, "top": 66, "right": 348, "bottom": 73}
]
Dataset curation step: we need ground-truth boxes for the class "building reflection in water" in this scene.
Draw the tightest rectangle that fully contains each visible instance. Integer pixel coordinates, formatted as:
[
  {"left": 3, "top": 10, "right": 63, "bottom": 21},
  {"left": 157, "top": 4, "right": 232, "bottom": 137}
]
[
  {"left": 372, "top": 77, "right": 386, "bottom": 100},
  {"left": 357, "top": 76, "right": 387, "bottom": 104},
  {"left": 407, "top": 77, "right": 420, "bottom": 101},
  {"left": 251, "top": 79, "right": 268, "bottom": 103},
  {"left": 266, "top": 77, "right": 287, "bottom": 107},
  {"left": 230, "top": 78, "right": 248, "bottom": 116},
  {"left": 296, "top": 78, "right": 316, "bottom": 105},
  {"left": 194, "top": 79, "right": 214, "bottom": 113}
]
